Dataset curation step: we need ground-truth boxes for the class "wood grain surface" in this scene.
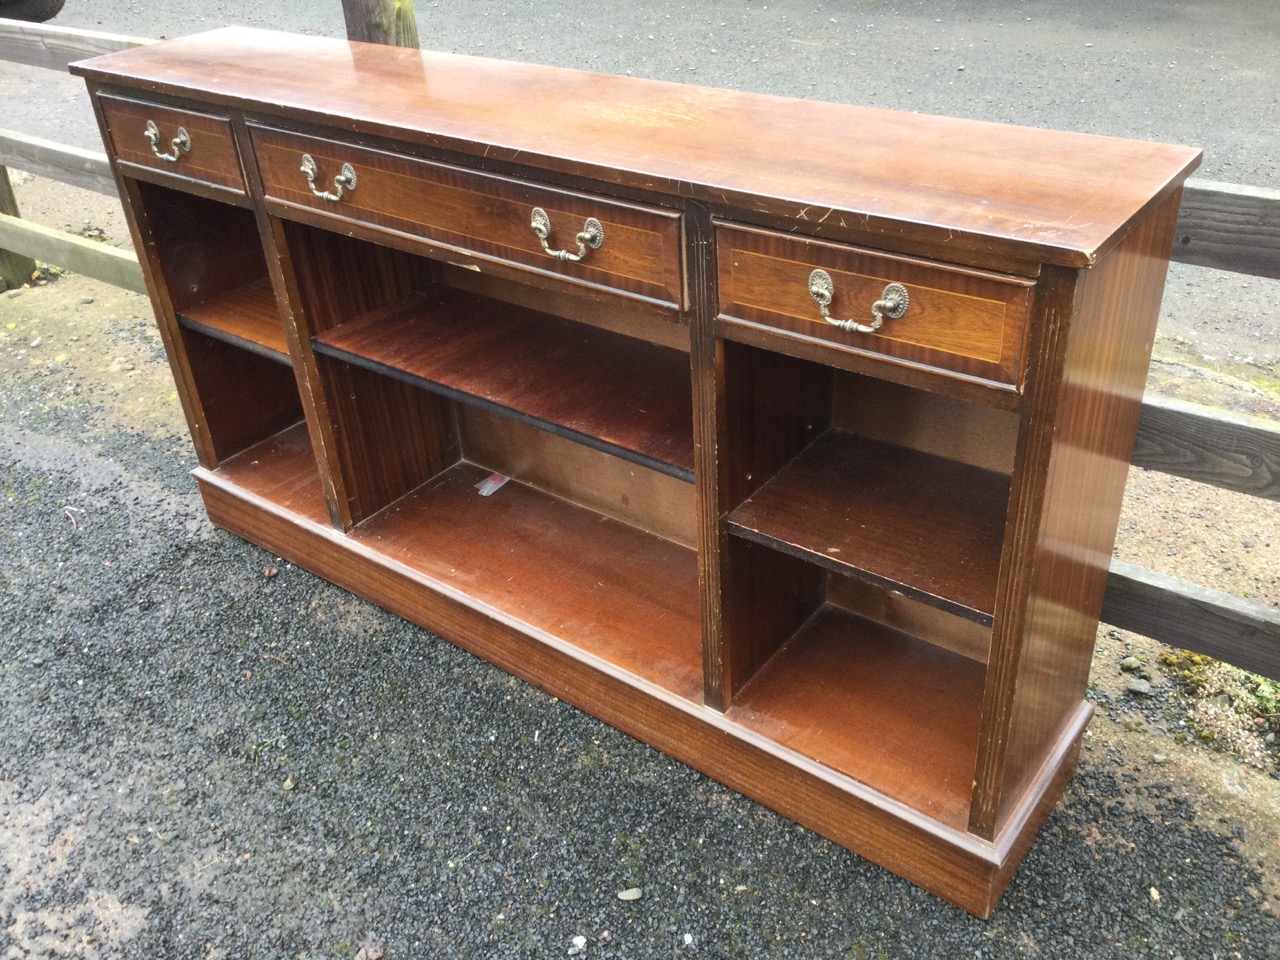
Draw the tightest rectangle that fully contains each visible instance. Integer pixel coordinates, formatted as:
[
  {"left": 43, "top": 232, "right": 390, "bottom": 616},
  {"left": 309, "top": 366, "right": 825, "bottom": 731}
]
[
  {"left": 211, "top": 421, "right": 328, "bottom": 525},
  {"left": 79, "top": 27, "right": 1201, "bottom": 916},
  {"left": 729, "top": 430, "right": 1011, "bottom": 624},
  {"left": 354, "top": 461, "right": 704, "bottom": 702},
  {"left": 100, "top": 94, "right": 244, "bottom": 192},
  {"left": 180, "top": 328, "right": 304, "bottom": 465},
  {"left": 1131, "top": 393, "right": 1280, "bottom": 501},
  {"left": 71, "top": 26, "right": 1199, "bottom": 268},
  {"left": 728, "top": 605, "right": 986, "bottom": 831},
  {"left": 1171, "top": 179, "right": 1280, "bottom": 279},
  {"left": 313, "top": 287, "right": 695, "bottom": 478},
  {"left": 194, "top": 468, "right": 1028, "bottom": 918},
  {"left": 251, "top": 124, "right": 684, "bottom": 307},
  {"left": 178, "top": 276, "right": 288, "bottom": 362},
  {"left": 716, "top": 223, "right": 1034, "bottom": 387}
]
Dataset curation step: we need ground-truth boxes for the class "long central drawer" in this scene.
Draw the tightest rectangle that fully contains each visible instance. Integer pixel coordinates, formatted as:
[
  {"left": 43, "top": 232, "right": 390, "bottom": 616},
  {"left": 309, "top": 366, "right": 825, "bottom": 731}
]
[{"left": 249, "top": 125, "right": 685, "bottom": 308}]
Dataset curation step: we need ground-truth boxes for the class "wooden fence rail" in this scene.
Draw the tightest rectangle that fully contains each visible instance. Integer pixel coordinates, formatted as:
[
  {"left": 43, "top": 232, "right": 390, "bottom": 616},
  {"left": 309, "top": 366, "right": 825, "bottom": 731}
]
[
  {"left": 1173, "top": 180, "right": 1280, "bottom": 280},
  {"left": 0, "top": 19, "right": 146, "bottom": 289},
  {"left": 2, "top": 17, "right": 1278, "bottom": 679}
]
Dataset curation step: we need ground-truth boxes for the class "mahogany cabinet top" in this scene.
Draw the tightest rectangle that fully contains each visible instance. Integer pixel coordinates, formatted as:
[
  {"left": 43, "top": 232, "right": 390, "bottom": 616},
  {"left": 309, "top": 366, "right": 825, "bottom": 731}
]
[{"left": 73, "top": 26, "right": 1200, "bottom": 269}]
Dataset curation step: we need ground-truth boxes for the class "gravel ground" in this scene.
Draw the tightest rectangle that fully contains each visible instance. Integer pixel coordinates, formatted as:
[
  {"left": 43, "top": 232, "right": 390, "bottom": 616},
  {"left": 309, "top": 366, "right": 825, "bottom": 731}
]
[{"left": 3, "top": 1, "right": 1280, "bottom": 957}]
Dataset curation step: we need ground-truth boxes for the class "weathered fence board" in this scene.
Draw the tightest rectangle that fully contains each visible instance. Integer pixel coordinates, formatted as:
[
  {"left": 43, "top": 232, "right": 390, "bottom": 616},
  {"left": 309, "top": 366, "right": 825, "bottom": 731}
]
[
  {"left": 1104, "top": 559, "right": 1280, "bottom": 681},
  {"left": 0, "top": 210, "right": 144, "bottom": 292},
  {"left": 0, "top": 128, "right": 115, "bottom": 195},
  {"left": 0, "top": 18, "right": 152, "bottom": 70},
  {"left": 1132, "top": 393, "right": 1280, "bottom": 501},
  {"left": 1172, "top": 179, "right": 1280, "bottom": 280}
]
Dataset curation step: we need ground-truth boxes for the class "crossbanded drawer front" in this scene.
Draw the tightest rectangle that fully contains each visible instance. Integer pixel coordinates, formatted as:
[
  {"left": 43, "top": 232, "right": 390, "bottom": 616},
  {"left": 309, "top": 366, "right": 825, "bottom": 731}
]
[
  {"left": 716, "top": 223, "right": 1034, "bottom": 388},
  {"left": 100, "top": 95, "right": 245, "bottom": 193},
  {"left": 250, "top": 125, "right": 684, "bottom": 308}
]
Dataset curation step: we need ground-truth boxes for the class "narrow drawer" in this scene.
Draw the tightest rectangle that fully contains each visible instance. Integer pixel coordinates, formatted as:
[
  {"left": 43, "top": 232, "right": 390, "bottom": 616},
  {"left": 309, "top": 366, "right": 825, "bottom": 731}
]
[
  {"left": 99, "top": 95, "right": 245, "bottom": 193},
  {"left": 250, "top": 125, "right": 684, "bottom": 308},
  {"left": 716, "top": 223, "right": 1034, "bottom": 388}
]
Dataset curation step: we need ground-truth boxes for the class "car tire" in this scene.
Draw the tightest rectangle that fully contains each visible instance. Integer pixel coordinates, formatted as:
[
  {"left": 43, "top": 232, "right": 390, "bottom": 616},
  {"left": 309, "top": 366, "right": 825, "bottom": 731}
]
[{"left": 0, "top": 0, "right": 67, "bottom": 23}]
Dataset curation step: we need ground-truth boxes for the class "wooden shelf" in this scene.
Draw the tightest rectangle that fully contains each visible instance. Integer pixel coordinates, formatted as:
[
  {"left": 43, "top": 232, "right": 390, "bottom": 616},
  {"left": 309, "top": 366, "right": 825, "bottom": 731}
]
[
  {"left": 728, "top": 604, "right": 985, "bottom": 831},
  {"left": 353, "top": 461, "right": 703, "bottom": 702},
  {"left": 728, "top": 430, "right": 1010, "bottom": 624},
  {"left": 209, "top": 420, "right": 328, "bottom": 525},
  {"left": 312, "top": 288, "right": 695, "bottom": 480},
  {"left": 178, "top": 276, "right": 289, "bottom": 363}
]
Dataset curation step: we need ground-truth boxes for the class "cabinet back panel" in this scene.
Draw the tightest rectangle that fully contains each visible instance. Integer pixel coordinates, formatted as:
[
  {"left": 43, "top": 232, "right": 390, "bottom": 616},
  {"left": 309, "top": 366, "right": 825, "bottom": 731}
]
[
  {"left": 832, "top": 372, "right": 1019, "bottom": 476},
  {"left": 138, "top": 182, "right": 266, "bottom": 313},
  {"left": 180, "top": 328, "right": 303, "bottom": 464},
  {"left": 826, "top": 573, "right": 991, "bottom": 665},
  {"left": 280, "top": 222, "right": 436, "bottom": 336},
  {"left": 458, "top": 406, "right": 696, "bottom": 548},
  {"left": 437, "top": 262, "right": 690, "bottom": 352}
]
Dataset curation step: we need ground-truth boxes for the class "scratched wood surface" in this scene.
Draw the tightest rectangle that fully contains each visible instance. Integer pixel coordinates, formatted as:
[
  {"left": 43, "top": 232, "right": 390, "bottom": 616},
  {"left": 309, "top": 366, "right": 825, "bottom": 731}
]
[{"left": 72, "top": 26, "right": 1200, "bottom": 269}]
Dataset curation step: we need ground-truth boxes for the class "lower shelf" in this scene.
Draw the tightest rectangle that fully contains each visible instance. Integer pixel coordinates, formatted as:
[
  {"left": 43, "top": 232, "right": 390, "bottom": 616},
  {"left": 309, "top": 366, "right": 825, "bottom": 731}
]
[
  {"left": 193, "top": 429, "right": 1087, "bottom": 919},
  {"left": 727, "top": 605, "right": 985, "bottom": 831},
  {"left": 352, "top": 462, "right": 704, "bottom": 703},
  {"left": 211, "top": 421, "right": 329, "bottom": 525}
]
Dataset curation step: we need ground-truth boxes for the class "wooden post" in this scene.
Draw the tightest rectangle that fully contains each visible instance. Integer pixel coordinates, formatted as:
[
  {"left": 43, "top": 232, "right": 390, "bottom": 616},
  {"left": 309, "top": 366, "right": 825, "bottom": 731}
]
[
  {"left": 0, "top": 166, "right": 39, "bottom": 289},
  {"left": 340, "top": 0, "right": 419, "bottom": 48}
]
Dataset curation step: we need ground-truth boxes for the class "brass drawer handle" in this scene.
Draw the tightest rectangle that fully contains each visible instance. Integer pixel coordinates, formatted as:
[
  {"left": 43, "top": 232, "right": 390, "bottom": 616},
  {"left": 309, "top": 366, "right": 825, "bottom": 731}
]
[
  {"left": 143, "top": 120, "right": 190, "bottom": 162},
  {"left": 530, "top": 207, "right": 604, "bottom": 262},
  {"left": 300, "top": 153, "right": 358, "bottom": 202},
  {"left": 808, "top": 270, "right": 909, "bottom": 334}
]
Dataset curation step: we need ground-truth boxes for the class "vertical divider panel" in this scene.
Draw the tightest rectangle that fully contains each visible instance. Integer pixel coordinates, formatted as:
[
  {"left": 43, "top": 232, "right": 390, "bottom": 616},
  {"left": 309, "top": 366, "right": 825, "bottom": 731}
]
[
  {"left": 259, "top": 211, "right": 444, "bottom": 528},
  {"left": 687, "top": 201, "right": 728, "bottom": 709},
  {"left": 706, "top": 332, "right": 833, "bottom": 705}
]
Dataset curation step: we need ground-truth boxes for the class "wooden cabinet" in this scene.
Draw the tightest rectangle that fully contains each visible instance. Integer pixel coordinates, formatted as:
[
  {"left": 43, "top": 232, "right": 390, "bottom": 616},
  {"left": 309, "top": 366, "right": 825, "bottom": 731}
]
[{"left": 73, "top": 27, "right": 1200, "bottom": 917}]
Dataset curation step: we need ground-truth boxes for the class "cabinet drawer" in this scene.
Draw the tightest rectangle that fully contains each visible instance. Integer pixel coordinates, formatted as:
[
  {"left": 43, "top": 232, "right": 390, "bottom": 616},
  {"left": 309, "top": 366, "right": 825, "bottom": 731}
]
[
  {"left": 716, "top": 223, "right": 1033, "bottom": 387},
  {"left": 99, "top": 95, "right": 245, "bottom": 193},
  {"left": 250, "top": 126, "right": 684, "bottom": 308}
]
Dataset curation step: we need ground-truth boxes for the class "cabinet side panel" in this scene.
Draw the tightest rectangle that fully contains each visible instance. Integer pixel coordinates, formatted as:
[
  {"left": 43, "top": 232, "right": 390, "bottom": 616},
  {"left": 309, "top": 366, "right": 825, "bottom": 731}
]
[
  {"left": 281, "top": 224, "right": 434, "bottom": 334},
  {"left": 994, "top": 191, "right": 1183, "bottom": 833}
]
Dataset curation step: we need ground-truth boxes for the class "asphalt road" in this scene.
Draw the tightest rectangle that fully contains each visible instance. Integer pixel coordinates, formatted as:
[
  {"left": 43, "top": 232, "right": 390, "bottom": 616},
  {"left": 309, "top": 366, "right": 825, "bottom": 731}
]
[{"left": 2, "top": 2, "right": 1279, "bottom": 957}]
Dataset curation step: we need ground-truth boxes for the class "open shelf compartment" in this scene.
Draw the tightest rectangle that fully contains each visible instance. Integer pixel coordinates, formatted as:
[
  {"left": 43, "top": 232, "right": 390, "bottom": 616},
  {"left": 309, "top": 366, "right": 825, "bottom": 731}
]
[
  {"left": 207, "top": 420, "right": 329, "bottom": 525},
  {"left": 311, "top": 287, "right": 695, "bottom": 480},
  {"left": 726, "top": 603, "right": 985, "bottom": 831},
  {"left": 178, "top": 276, "right": 290, "bottom": 363},
  {"left": 728, "top": 429, "right": 1011, "bottom": 625},
  {"left": 353, "top": 460, "right": 703, "bottom": 702}
]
